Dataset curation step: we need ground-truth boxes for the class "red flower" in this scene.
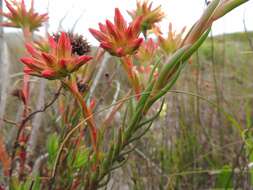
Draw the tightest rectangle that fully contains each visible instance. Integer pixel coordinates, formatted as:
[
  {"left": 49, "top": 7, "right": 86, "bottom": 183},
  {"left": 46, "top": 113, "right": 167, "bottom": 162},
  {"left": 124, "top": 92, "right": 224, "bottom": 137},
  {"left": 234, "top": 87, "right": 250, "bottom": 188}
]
[
  {"left": 0, "top": 0, "right": 48, "bottom": 32},
  {"left": 89, "top": 8, "right": 143, "bottom": 57},
  {"left": 21, "top": 32, "right": 92, "bottom": 80}
]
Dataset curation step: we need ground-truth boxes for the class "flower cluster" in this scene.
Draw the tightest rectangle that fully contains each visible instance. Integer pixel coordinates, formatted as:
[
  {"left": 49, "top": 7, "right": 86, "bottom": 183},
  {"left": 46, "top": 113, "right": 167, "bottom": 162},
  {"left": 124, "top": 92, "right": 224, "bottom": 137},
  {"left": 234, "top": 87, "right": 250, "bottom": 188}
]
[
  {"left": 21, "top": 32, "right": 92, "bottom": 80},
  {"left": 158, "top": 23, "right": 186, "bottom": 55},
  {"left": 135, "top": 39, "right": 158, "bottom": 87},
  {"left": 89, "top": 8, "right": 143, "bottom": 57},
  {"left": 128, "top": 0, "right": 165, "bottom": 34},
  {"left": 136, "top": 38, "right": 157, "bottom": 64},
  {"left": 0, "top": 0, "right": 48, "bottom": 32}
]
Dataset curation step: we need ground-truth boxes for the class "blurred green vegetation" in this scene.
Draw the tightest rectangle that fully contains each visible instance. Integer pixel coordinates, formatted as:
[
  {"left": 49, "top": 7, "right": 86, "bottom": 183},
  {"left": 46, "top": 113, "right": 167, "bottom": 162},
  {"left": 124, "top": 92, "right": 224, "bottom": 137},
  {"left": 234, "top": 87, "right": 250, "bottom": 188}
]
[{"left": 127, "top": 31, "right": 253, "bottom": 189}]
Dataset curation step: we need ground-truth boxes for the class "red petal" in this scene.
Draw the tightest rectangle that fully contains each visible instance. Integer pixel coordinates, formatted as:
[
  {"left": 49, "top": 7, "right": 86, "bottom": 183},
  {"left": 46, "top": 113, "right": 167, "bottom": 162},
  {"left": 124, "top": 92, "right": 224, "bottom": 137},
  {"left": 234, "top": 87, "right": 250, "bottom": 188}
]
[
  {"left": 89, "top": 28, "right": 108, "bottom": 42},
  {"left": 133, "top": 38, "right": 143, "bottom": 48},
  {"left": 25, "top": 43, "right": 40, "bottom": 58},
  {"left": 106, "top": 20, "right": 120, "bottom": 40},
  {"left": 128, "top": 16, "right": 142, "bottom": 37},
  {"left": 114, "top": 8, "right": 126, "bottom": 30},
  {"left": 20, "top": 57, "right": 44, "bottom": 72},
  {"left": 4, "top": 0, "right": 18, "bottom": 17},
  {"left": 41, "top": 69, "right": 56, "bottom": 78},
  {"left": 0, "top": 22, "right": 17, "bottom": 27},
  {"left": 59, "top": 59, "right": 67, "bottom": 68},
  {"left": 74, "top": 56, "right": 92, "bottom": 70},
  {"left": 78, "top": 55, "right": 92, "bottom": 62},
  {"left": 21, "top": 0, "right": 26, "bottom": 17},
  {"left": 57, "top": 32, "right": 71, "bottom": 57},
  {"left": 90, "top": 99, "right": 96, "bottom": 110},
  {"left": 41, "top": 53, "right": 56, "bottom": 67},
  {"left": 116, "top": 48, "right": 124, "bottom": 57},
  {"left": 100, "top": 42, "right": 113, "bottom": 50},
  {"left": 129, "top": 38, "right": 143, "bottom": 53},
  {"left": 24, "top": 66, "right": 33, "bottom": 74},
  {"left": 99, "top": 23, "right": 107, "bottom": 33},
  {"left": 48, "top": 36, "right": 57, "bottom": 50},
  {"left": 20, "top": 57, "right": 34, "bottom": 66}
]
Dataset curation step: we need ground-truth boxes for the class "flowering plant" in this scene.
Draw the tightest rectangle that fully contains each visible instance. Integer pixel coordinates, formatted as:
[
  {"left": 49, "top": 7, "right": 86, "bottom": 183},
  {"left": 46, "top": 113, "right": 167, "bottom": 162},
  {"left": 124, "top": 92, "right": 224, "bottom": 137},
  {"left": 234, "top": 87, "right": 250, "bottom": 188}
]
[
  {"left": 21, "top": 32, "right": 92, "bottom": 79},
  {"left": 0, "top": 0, "right": 48, "bottom": 36},
  {"left": 0, "top": 0, "right": 248, "bottom": 189}
]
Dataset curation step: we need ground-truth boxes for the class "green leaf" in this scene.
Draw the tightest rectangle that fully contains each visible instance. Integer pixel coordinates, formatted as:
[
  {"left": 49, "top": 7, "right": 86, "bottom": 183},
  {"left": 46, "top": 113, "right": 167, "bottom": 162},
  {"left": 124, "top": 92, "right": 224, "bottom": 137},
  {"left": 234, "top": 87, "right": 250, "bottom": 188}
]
[
  {"left": 32, "top": 176, "right": 41, "bottom": 190},
  {"left": 20, "top": 180, "right": 32, "bottom": 190},
  {"left": 145, "top": 29, "right": 212, "bottom": 113},
  {"left": 245, "top": 102, "right": 252, "bottom": 129},
  {"left": 74, "top": 149, "right": 89, "bottom": 168},
  {"left": 67, "top": 149, "right": 74, "bottom": 168},
  {"left": 215, "top": 165, "right": 232, "bottom": 188},
  {"left": 9, "top": 177, "right": 20, "bottom": 190},
  {"left": 250, "top": 168, "right": 253, "bottom": 186},
  {"left": 214, "top": 0, "right": 249, "bottom": 20},
  {"left": 182, "top": 28, "right": 211, "bottom": 62},
  {"left": 153, "top": 45, "right": 190, "bottom": 92},
  {"left": 19, "top": 177, "right": 41, "bottom": 190},
  {"left": 47, "top": 133, "right": 59, "bottom": 165}
]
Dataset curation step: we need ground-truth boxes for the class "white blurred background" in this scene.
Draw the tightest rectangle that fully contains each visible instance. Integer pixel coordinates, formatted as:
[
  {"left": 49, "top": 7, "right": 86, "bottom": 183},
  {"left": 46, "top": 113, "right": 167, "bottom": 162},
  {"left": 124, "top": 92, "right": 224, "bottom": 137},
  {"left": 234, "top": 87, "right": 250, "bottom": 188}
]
[{"left": 3, "top": 0, "right": 253, "bottom": 45}]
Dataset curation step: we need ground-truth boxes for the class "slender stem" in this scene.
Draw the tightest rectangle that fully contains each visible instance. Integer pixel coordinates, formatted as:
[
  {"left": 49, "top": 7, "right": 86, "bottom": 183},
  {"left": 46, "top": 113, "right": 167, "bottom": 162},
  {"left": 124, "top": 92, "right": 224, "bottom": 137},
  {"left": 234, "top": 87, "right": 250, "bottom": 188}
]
[
  {"left": 9, "top": 85, "right": 62, "bottom": 182},
  {"left": 9, "top": 27, "right": 39, "bottom": 183},
  {"left": 121, "top": 56, "right": 141, "bottom": 99},
  {"left": 21, "top": 27, "right": 33, "bottom": 116},
  {"left": 61, "top": 80, "right": 98, "bottom": 155}
]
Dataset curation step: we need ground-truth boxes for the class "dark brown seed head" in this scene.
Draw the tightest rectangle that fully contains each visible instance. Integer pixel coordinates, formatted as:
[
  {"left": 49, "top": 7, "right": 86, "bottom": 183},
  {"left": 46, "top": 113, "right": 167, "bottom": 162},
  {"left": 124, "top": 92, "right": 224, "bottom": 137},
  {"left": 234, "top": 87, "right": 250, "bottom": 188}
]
[
  {"left": 53, "top": 31, "right": 90, "bottom": 56},
  {"left": 77, "top": 79, "right": 89, "bottom": 93},
  {"left": 11, "top": 89, "right": 26, "bottom": 104}
]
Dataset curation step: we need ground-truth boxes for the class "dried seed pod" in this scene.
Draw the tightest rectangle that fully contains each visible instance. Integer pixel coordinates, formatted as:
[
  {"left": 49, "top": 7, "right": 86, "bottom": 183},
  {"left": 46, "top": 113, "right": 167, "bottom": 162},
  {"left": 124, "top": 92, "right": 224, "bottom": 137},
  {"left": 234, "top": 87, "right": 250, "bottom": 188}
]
[
  {"left": 77, "top": 79, "right": 89, "bottom": 93},
  {"left": 53, "top": 32, "right": 90, "bottom": 56},
  {"left": 11, "top": 89, "right": 26, "bottom": 104}
]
